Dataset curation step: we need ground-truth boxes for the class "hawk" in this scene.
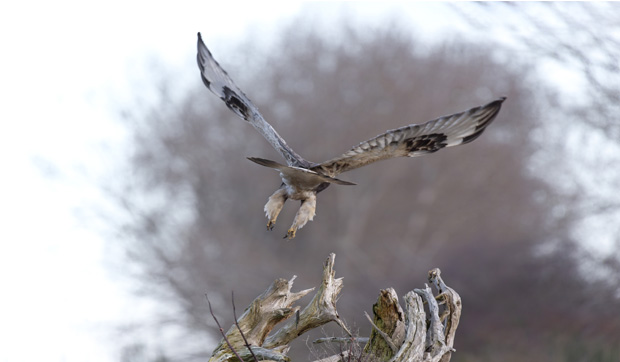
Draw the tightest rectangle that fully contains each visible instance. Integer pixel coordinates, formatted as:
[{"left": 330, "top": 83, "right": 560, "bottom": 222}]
[{"left": 196, "top": 33, "right": 505, "bottom": 239}]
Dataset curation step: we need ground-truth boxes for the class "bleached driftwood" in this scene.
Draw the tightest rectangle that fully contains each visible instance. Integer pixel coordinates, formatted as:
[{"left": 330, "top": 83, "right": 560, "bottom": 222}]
[{"left": 208, "top": 254, "right": 462, "bottom": 362}]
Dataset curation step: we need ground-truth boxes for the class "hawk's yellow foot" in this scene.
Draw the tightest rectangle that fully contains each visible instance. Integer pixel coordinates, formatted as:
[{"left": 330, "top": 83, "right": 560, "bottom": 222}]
[
  {"left": 284, "top": 228, "right": 297, "bottom": 239},
  {"left": 267, "top": 220, "right": 276, "bottom": 231}
]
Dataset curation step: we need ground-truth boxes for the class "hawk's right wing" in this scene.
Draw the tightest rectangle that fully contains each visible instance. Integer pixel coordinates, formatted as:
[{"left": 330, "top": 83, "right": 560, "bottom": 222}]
[{"left": 196, "top": 33, "right": 306, "bottom": 167}]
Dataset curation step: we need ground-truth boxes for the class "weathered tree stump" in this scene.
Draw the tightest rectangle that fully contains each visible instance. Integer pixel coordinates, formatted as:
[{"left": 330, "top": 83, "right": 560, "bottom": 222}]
[{"left": 208, "top": 254, "right": 461, "bottom": 362}]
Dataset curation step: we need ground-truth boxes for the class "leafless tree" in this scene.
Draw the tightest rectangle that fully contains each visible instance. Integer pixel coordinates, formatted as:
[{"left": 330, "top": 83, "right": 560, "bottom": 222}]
[
  {"left": 109, "top": 18, "right": 619, "bottom": 362},
  {"left": 456, "top": 3, "right": 620, "bottom": 134},
  {"left": 454, "top": 1, "right": 620, "bottom": 272}
]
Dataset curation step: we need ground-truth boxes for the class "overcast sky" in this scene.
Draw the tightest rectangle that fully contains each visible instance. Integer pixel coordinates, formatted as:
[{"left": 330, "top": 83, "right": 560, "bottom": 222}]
[{"left": 0, "top": 2, "right": 482, "bottom": 361}]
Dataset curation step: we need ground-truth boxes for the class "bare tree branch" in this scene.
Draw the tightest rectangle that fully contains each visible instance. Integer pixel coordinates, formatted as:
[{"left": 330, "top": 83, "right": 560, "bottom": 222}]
[
  {"left": 313, "top": 337, "right": 369, "bottom": 345},
  {"left": 206, "top": 293, "right": 246, "bottom": 362}
]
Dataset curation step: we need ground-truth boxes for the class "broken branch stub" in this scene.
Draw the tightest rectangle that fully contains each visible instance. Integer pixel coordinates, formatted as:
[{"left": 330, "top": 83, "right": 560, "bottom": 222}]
[
  {"left": 364, "top": 288, "right": 406, "bottom": 360},
  {"left": 362, "top": 268, "right": 461, "bottom": 362},
  {"left": 207, "top": 254, "right": 462, "bottom": 362}
]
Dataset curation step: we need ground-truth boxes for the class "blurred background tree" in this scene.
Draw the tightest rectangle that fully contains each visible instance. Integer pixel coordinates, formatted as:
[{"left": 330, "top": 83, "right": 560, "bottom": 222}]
[
  {"left": 455, "top": 1, "right": 620, "bottom": 261},
  {"left": 110, "top": 5, "right": 620, "bottom": 362}
]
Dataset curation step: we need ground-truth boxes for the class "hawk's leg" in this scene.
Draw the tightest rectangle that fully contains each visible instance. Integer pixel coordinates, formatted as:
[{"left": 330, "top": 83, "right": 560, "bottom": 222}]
[
  {"left": 285, "top": 193, "right": 316, "bottom": 239},
  {"left": 264, "top": 187, "right": 288, "bottom": 230}
]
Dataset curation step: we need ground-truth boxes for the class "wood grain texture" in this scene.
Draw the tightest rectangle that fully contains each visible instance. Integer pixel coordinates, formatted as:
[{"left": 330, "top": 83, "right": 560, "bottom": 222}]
[{"left": 207, "top": 254, "right": 462, "bottom": 362}]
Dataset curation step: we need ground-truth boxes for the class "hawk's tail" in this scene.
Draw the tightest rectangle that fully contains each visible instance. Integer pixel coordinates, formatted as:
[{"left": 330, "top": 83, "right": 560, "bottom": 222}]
[
  {"left": 247, "top": 157, "right": 356, "bottom": 186},
  {"left": 246, "top": 157, "right": 285, "bottom": 169}
]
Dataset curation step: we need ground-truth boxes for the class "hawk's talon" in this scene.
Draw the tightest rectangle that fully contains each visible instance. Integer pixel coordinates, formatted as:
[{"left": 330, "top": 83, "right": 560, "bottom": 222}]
[
  {"left": 284, "top": 229, "right": 296, "bottom": 239},
  {"left": 267, "top": 220, "right": 276, "bottom": 231}
]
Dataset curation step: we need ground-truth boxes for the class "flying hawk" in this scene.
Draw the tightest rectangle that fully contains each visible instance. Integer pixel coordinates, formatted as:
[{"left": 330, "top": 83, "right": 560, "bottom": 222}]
[{"left": 196, "top": 33, "right": 505, "bottom": 239}]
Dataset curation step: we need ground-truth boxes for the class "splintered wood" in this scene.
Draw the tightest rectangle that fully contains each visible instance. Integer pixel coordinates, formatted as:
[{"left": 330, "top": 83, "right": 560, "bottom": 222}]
[{"left": 207, "top": 255, "right": 462, "bottom": 362}]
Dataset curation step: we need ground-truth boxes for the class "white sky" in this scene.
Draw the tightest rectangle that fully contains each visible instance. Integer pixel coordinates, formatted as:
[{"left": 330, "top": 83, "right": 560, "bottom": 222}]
[{"left": 0, "top": 2, "right": 476, "bottom": 361}]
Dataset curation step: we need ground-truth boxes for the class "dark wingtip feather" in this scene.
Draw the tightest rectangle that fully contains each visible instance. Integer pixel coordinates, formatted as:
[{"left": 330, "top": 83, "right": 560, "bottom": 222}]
[
  {"left": 197, "top": 32, "right": 205, "bottom": 48},
  {"left": 488, "top": 96, "right": 506, "bottom": 107},
  {"left": 461, "top": 96, "right": 506, "bottom": 144},
  {"left": 491, "top": 96, "right": 507, "bottom": 109},
  {"left": 461, "top": 127, "right": 487, "bottom": 144}
]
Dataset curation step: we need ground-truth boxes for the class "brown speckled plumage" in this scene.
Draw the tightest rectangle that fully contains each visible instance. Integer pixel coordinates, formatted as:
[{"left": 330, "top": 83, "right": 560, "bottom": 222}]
[{"left": 196, "top": 32, "right": 505, "bottom": 239}]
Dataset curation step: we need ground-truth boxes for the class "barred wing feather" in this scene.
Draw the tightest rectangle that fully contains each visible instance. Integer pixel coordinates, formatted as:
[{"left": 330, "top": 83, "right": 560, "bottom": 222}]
[
  {"left": 196, "top": 33, "right": 305, "bottom": 167},
  {"left": 314, "top": 97, "right": 506, "bottom": 177}
]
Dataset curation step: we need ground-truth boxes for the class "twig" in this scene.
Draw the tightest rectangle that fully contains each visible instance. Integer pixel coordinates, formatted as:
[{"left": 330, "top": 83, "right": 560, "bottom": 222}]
[
  {"left": 347, "top": 335, "right": 353, "bottom": 362},
  {"left": 206, "top": 293, "right": 245, "bottom": 362},
  {"left": 232, "top": 291, "right": 259, "bottom": 362},
  {"left": 313, "top": 337, "right": 369, "bottom": 345}
]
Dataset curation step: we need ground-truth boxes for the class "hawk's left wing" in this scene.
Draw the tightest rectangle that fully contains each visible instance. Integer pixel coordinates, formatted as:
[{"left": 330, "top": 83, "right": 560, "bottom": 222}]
[
  {"left": 314, "top": 97, "right": 506, "bottom": 177},
  {"left": 196, "top": 33, "right": 306, "bottom": 167}
]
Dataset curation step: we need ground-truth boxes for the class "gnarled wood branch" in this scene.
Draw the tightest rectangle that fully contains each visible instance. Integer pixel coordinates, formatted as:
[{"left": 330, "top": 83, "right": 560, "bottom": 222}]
[{"left": 207, "top": 254, "right": 462, "bottom": 362}]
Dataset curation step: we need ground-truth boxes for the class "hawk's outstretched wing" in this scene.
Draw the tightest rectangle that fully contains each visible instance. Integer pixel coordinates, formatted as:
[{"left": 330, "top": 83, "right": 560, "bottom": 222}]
[
  {"left": 314, "top": 97, "right": 506, "bottom": 177},
  {"left": 196, "top": 33, "right": 306, "bottom": 167}
]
